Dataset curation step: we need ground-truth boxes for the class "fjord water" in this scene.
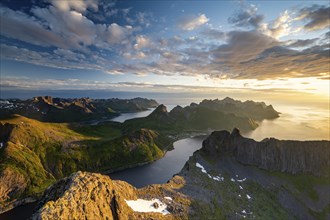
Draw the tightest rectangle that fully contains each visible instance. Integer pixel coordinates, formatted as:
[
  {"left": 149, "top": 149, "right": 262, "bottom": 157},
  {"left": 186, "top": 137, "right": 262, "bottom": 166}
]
[
  {"left": 111, "top": 108, "right": 155, "bottom": 122},
  {"left": 110, "top": 137, "right": 205, "bottom": 187}
]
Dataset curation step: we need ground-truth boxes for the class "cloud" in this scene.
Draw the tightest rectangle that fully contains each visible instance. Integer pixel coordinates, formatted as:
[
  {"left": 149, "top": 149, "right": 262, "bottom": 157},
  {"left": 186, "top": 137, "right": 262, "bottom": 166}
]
[
  {"left": 227, "top": 5, "right": 301, "bottom": 39},
  {"left": 297, "top": 5, "right": 330, "bottom": 31},
  {"left": 227, "top": 45, "right": 330, "bottom": 79},
  {"left": 0, "top": 7, "right": 68, "bottom": 48},
  {"left": 0, "top": 2, "right": 135, "bottom": 51},
  {"left": 134, "top": 35, "right": 151, "bottom": 50},
  {"left": 262, "top": 10, "right": 295, "bottom": 39},
  {"left": 201, "top": 28, "right": 226, "bottom": 40},
  {"left": 1, "top": 1, "right": 329, "bottom": 84},
  {"left": 286, "top": 38, "right": 318, "bottom": 48},
  {"left": 211, "top": 31, "right": 278, "bottom": 63},
  {"left": 178, "top": 14, "right": 209, "bottom": 31},
  {"left": 50, "top": 0, "right": 98, "bottom": 13},
  {"left": 104, "top": 23, "right": 132, "bottom": 44},
  {"left": 0, "top": 43, "right": 118, "bottom": 74},
  {"left": 228, "top": 4, "right": 264, "bottom": 28}
]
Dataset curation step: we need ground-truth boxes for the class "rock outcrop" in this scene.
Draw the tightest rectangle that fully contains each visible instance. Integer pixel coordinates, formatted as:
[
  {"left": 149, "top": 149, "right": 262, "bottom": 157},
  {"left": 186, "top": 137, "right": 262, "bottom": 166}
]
[
  {"left": 202, "top": 128, "right": 330, "bottom": 176},
  {"left": 32, "top": 172, "right": 136, "bottom": 220},
  {"left": 32, "top": 171, "right": 187, "bottom": 220}
]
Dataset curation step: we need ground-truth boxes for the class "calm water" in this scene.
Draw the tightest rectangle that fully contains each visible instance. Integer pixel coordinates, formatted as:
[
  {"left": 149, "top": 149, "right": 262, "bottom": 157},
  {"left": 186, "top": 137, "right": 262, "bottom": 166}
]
[
  {"left": 110, "top": 108, "right": 155, "bottom": 123},
  {"left": 243, "top": 104, "right": 329, "bottom": 141},
  {"left": 110, "top": 136, "right": 204, "bottom": 187}
]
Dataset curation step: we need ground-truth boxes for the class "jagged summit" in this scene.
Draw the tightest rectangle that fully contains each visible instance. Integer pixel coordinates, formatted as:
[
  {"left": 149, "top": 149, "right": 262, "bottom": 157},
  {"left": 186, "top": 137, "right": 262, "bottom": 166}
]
[
  {"left": 148, "top": 104, "right": 169, "bottom": 118},
  {"left": 155, "top": 104, "right": 168, "bottom": 113}
]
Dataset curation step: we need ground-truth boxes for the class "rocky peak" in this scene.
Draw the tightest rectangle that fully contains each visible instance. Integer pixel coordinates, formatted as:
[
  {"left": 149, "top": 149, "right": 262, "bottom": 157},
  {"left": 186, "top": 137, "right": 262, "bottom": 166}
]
[
  {"left": 33, "top": 96, "right": 53, "bottom": 104},
  {"left": 149, "top": 104, "right": 169, "bottom": 118},
  {"left": 155, "top": 104, "right": 168, "bottom": 113},
  {"left": 222, "top": 97, "right": 236, "bottom": 103},
  {"left": 189, "top": 102, "right": 198, "bottom": 108}
]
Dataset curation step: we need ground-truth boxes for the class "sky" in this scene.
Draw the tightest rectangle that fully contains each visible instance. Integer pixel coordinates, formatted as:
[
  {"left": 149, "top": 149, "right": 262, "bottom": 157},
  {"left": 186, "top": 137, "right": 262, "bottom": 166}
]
[{"left": 0, "top": 0, "right": 329, "bottom": 102}]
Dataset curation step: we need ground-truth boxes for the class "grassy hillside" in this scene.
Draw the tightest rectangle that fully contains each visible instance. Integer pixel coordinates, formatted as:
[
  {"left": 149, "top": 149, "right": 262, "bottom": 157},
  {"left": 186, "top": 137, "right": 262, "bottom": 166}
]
[{"left": 0, "top": 115, "right": 167, "bottom": 212}]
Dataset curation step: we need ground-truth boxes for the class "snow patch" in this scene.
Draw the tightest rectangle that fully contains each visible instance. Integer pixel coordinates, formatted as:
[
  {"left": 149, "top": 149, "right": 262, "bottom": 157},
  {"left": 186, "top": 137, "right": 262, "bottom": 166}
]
[
  {"left": 246, "top": 194, "right": 252, "bottom": 200},
  {"left": 230, "top": 178, "right": 235, "bottom": 182},
  {"left": 237, "top": 178, "right": 246, "bottom": 182},
  {"left": 125, "top": 198, "right": 170, "bottom": 215},
  {"left": 196, "top": 163, "right": 207, "bottom": 173},
  {"left": 195, "top": 163, "right": 224, "bottom": 182},
  {"left": 239, "top": 185, "right": 243, "bottom": 190},
  {"left": 164, "top": 197, "right": 172, "bottom": 201}
]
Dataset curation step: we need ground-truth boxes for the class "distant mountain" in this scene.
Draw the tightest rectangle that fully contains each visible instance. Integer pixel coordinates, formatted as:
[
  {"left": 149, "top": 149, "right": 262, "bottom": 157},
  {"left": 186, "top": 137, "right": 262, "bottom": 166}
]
[
  {"left": 199, "top": 97, "right": 279, "bottom": 120},
  {"left": 0, "top": 96, "right": 159, "bottom": 122},
  {"left": 31, "top": 130, "right": 330, "bottom": 219},
  {"left": 123, "top": 99, "right": 262, "bottom": 133}
]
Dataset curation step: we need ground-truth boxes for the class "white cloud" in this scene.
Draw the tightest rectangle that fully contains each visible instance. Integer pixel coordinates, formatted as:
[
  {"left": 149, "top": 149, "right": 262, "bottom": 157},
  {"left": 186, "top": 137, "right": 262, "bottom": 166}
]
[
  {"left": 134, "top": 35, "right": 151, "bottom": 50},
  {"left": 50, "top": 0, "right": 98, "bottom": 13},
  {"left": 105, "top": 23, "right": 132, "bottom": 44},
  {"left": 259, "top": 10, "right": 299, "bottom": 39},
  {"left": 178, "top": 14, "right": 209, "bottom": 31},
  {"left": 0, "top": 7, "right": 68, "bottom": 48}
]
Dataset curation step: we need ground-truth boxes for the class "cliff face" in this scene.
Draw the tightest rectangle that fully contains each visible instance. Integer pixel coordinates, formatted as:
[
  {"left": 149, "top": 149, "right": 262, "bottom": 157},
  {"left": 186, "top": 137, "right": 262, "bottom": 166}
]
[{"left": 202, "top": 128, "right": 330, "bottom": 177}]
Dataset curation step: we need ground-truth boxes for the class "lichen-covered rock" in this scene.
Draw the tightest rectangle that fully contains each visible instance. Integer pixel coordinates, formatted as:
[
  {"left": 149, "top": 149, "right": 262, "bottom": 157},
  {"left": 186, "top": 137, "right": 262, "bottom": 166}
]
[
  {"left": 32, "top": 172, "right": 187, "bottom": 220},
  {"left": 32, "top": 171, "right": 136, "bottom": 220},
  {"left": 0, "top": 167, "right": 28, "bottom": 212},
  {"left": 202, "top": 128, "right": 330, "bottom": 176}
]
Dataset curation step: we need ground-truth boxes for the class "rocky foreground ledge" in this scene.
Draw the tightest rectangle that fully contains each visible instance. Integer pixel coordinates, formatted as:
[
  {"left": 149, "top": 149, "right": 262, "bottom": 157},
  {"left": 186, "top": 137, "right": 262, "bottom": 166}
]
[
  {"left": 31, "top": 130, "right": 330, "bottom": 219},
  {"left": 31, "top": 171, "right": 190, "bottom": 220}
]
